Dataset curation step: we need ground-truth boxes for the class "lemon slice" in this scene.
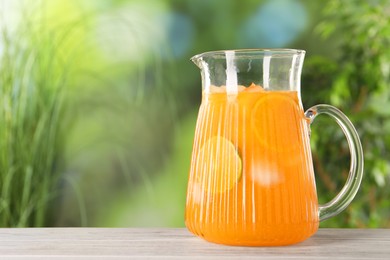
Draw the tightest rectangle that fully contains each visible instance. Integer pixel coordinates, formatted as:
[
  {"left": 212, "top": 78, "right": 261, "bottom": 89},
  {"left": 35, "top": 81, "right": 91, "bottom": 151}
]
[
  {"left": 251, "top": 93, "right": 302, "bottom": 154},
  {"left": 195, "top": 136, "right": 242, "bottom": 193}
]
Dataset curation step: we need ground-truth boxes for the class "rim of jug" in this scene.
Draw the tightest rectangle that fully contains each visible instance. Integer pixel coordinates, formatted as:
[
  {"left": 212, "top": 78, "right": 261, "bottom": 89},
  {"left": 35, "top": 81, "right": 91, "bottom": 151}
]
[{"left": 191, "top": 48, "right": 306, "bottom": 62}]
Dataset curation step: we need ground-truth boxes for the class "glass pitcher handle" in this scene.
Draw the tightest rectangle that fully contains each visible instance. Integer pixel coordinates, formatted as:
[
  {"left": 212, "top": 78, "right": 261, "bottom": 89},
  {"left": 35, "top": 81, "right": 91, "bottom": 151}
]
[{"left": 305, "top": 104, "right": 364, "bottom": 222}]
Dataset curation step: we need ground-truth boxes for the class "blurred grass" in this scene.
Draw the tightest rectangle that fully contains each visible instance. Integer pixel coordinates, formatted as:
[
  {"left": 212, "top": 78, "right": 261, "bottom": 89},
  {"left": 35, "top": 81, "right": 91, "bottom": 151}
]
[{"left": 0, "top": 10, "right": 67, "bottom": 227}]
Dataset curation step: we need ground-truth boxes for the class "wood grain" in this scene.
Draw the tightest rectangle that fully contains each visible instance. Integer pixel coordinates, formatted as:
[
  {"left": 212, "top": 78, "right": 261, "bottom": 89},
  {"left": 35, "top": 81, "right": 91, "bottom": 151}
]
[{"left": 0, "top": 228, "right": 388, "bottom": 259}]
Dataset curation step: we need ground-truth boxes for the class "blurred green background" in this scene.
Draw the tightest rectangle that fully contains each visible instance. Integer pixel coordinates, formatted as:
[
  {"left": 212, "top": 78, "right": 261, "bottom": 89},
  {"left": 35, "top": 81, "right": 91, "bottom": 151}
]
[{"left": 0, "top": 0, "right": 389, "bottom": 228}]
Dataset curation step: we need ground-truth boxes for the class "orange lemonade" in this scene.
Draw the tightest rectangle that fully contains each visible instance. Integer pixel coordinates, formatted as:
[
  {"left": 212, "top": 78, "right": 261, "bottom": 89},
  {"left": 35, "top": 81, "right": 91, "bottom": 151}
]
[{"left": 185, "top": 84, "right": 319, "bottom": 246}]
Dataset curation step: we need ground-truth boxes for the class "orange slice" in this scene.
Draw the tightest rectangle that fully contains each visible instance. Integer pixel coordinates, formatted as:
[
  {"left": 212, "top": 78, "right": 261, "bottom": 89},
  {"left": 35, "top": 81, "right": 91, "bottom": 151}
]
[
  {"left": 195, "top": 136, "right": 242, "bottom": 193},
  {"left": 245, "top": 83, "right": 265, "bottom": 92},
  {"left": 251, "top": 92, "right": 303, "bottom": 154}
]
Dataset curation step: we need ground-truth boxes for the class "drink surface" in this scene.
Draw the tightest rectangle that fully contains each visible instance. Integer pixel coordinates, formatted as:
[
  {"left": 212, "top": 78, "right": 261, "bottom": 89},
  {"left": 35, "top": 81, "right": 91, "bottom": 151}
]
[{"left": 185, "top": 84, "right": 319, "bottom": 246}]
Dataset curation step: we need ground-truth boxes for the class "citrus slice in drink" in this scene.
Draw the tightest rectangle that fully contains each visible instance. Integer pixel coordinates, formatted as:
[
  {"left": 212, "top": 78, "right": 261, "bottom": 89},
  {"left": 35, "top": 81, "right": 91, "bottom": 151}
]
[
  {"left": 251, "top": 92, "right": 303, "bottom": 154},
  {"left": 245, "top": 83, "right": 265, "bottom": 92},
  {"left": 195, "top": 136, "right": 242, "bottom": 193}
]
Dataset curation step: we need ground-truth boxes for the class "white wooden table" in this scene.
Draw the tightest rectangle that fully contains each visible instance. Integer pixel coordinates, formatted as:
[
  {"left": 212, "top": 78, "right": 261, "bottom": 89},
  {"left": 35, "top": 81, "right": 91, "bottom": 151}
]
[{"left": 0, "top": 228, "right": 388, "bottom": 259}]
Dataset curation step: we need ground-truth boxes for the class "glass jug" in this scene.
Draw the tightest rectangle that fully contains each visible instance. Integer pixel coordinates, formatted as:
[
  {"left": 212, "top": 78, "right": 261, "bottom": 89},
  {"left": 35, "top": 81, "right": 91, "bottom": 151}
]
[{"left": 185, "top": 49, "right": 364, "bottom": 246}]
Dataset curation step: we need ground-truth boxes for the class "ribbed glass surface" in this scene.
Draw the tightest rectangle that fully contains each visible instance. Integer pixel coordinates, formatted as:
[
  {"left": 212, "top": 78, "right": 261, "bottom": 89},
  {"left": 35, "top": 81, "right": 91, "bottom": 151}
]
[{"left": 185, "top": 85, "right": 319, "bottom": 246}]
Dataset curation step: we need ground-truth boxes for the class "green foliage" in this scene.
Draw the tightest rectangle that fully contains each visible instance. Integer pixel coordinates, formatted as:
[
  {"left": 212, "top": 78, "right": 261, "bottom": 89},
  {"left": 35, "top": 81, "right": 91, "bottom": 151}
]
[
  {"left": 0, "top": 0, "right": 182, "bottom": 227},
  {"left": 303, "top": 0, "right": 390, "bottom": 227},
  {"left": 0, "top": 15, "right": 67, "bottom": 227}
]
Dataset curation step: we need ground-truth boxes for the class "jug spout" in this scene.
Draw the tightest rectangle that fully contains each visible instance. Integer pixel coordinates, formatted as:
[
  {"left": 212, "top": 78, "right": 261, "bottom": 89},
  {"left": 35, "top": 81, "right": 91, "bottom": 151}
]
[
  {"left": 190, "top": 54, "right": 203, "bottom": 69},
  {"left": 191, "top": 49, "right": 305, "bottom": 93}
]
